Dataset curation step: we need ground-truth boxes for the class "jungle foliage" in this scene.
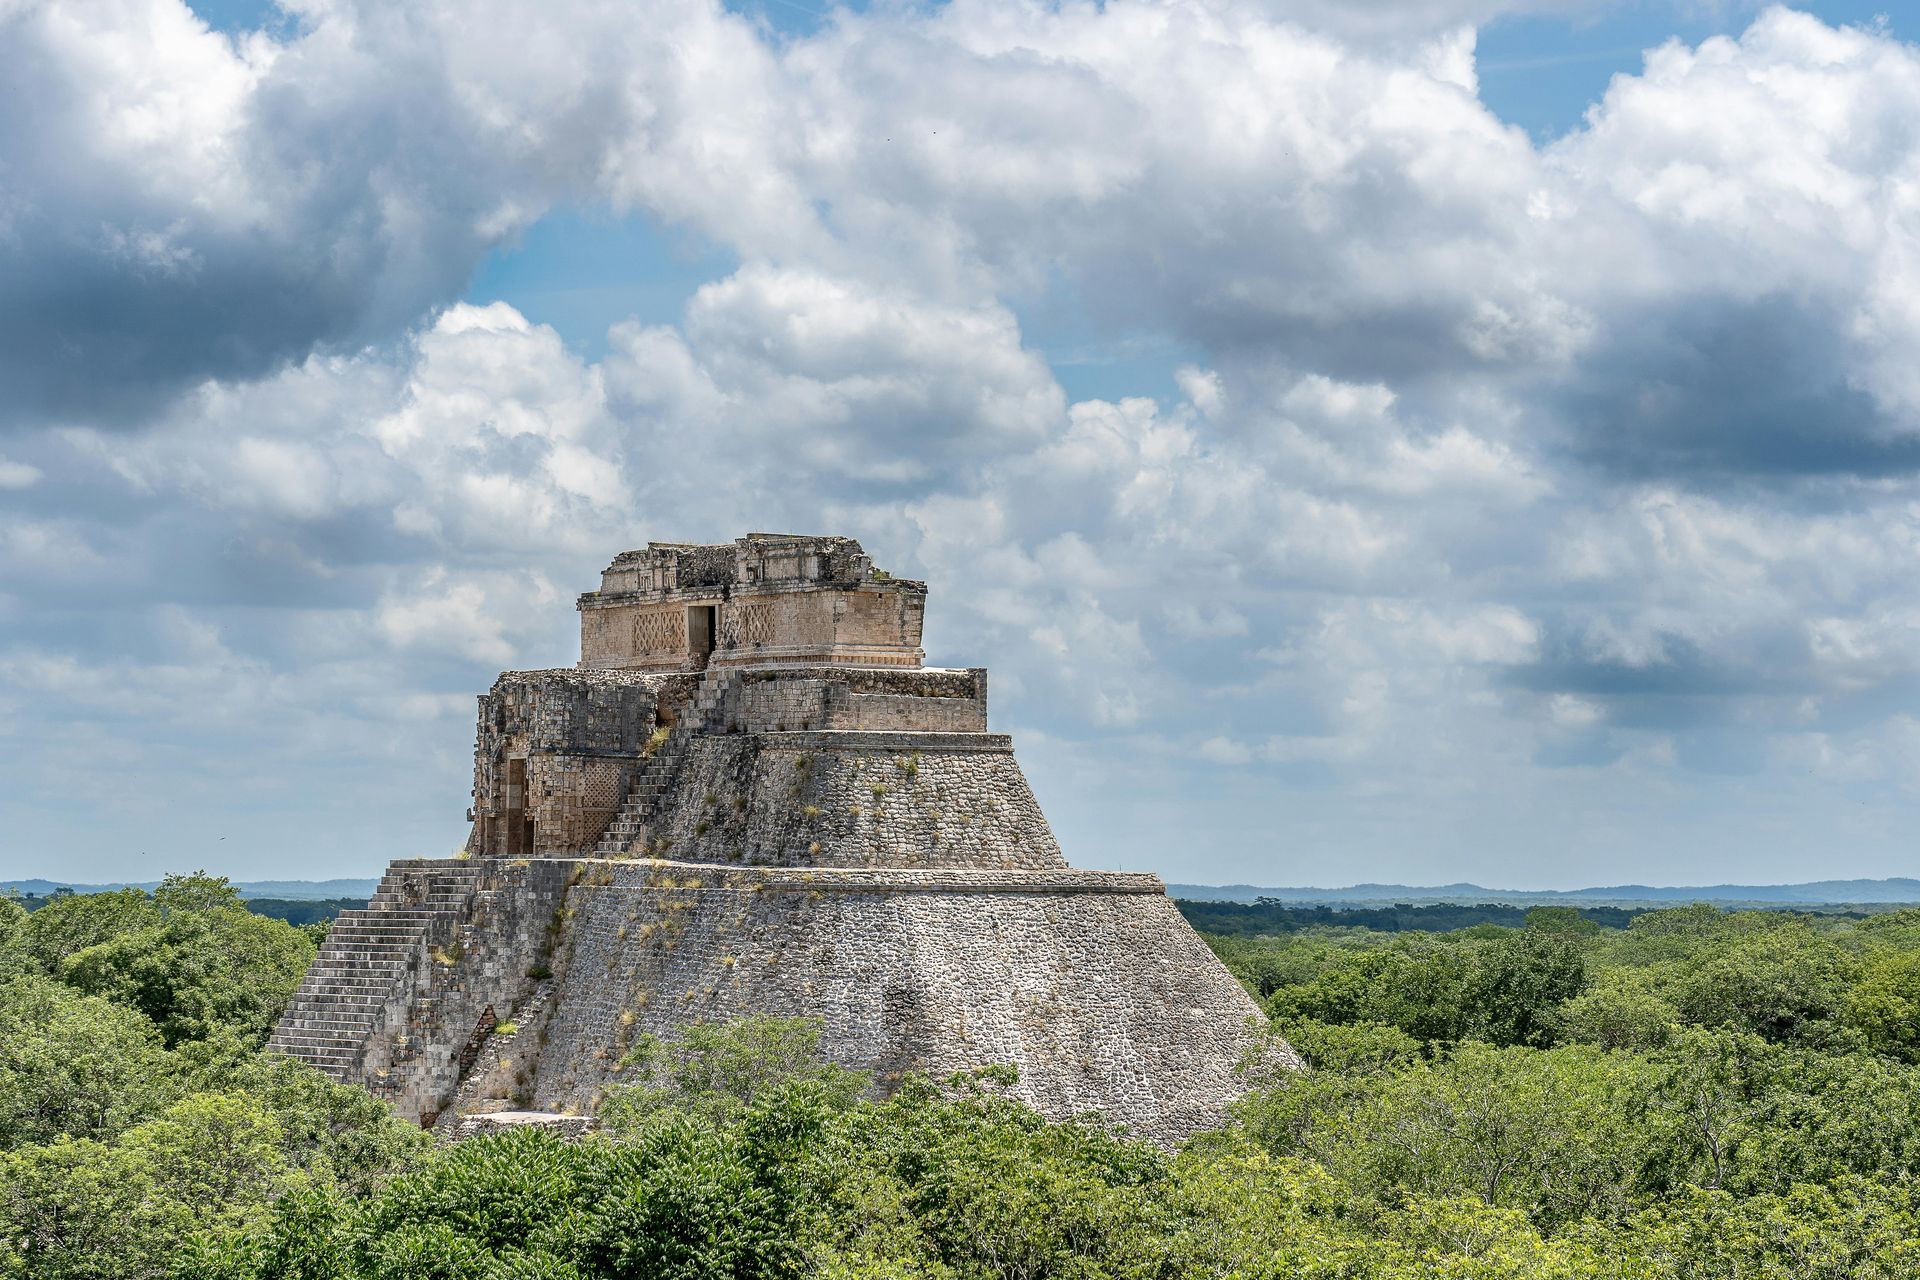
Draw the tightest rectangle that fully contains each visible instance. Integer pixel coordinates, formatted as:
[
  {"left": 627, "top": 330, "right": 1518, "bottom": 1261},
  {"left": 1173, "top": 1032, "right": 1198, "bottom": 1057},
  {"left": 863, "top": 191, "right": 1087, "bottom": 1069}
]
[
  {"left": 1177, "top": 898, "right": 1647, "bottom": 936},
  {"left": 4, "top": 881, "right": 1920, "bottom": 1278}
]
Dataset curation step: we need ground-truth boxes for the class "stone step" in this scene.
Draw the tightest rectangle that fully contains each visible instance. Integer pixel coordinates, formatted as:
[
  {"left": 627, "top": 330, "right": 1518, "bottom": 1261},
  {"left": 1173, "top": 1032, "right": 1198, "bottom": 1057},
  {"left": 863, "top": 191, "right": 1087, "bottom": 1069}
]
[
  {"left": 299, "top": 974, "right": 409, "bottom": 988},
  {"left": 283, "top": 1001, "right": 388, "bottom": 1017},
  {"left": 277, "top": 1010, "right": 380, "bottom": 1025},
  {"left": 362, "top": 889, "right": 477, "bottom": 904},
  {"left": 290, "top": 977, "right": 397, "bottom": 989},
  {"left": 271, "top": 1054, "right": 358, "bottom": 1073},
  {"left": 272, "top": 1025, "right": 374, "bottom": 1040},
  {"left": 288, "top": 986, "right": 393, "bottom": 1001},
  {"left": 365, "top": 888, "right": 476, "bottom": 901},
  {"left": 267, "top": 1051, "right": 358, "bottom": 1068},
  {"left": 268, "top": 1037, "right": 362, "bottom": 1057},
  {"left": 287, "top": 991, "right": 398, "bottom": 1008},
  {"left": 270, "top": 1028, "right": 364, "bottom": 1042},
  {"left": 287, "top": 984, "right": 392, "bottom": 999},
  {"left": 277, "top": 1017, "right": 379, "bottom": 1033},
  {"left": 279, "top": 1020, "right": 380, "bottom": 1035},
  {"left": 274, "top": 1057, "right": 358, "bottom": 1072}
]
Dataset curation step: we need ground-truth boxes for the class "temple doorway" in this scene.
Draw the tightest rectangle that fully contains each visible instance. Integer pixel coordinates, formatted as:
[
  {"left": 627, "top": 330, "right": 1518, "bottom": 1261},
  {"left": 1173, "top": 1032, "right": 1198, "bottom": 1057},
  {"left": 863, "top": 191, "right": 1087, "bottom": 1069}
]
[
  {"left": 688, "top": 604, "right": 717, "bottom": 668},
  {"left": 504, "top": 758, "right": 533, "bottom": 856}
]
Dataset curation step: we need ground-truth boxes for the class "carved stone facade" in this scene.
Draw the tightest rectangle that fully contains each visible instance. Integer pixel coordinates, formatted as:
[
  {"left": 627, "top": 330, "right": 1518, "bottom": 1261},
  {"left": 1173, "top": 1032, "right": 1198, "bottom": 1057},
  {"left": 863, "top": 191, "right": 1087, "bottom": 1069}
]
[
  {"left": 578, "top": 534, "right": 926, "bottom": 672},
  {"left": 270, "top": 535, "right": 1292, "bottom": 1143}
]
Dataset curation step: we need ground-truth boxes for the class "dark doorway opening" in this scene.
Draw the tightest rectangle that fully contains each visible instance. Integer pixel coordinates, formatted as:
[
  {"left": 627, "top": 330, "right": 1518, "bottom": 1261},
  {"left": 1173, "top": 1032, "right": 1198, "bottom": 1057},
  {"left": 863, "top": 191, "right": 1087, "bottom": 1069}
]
[
  {"left": 505, "top": 758, "right": 533, "bottom": 856},
  {"left": 688, "top": 605, "right": 717, "bottom": 669}
]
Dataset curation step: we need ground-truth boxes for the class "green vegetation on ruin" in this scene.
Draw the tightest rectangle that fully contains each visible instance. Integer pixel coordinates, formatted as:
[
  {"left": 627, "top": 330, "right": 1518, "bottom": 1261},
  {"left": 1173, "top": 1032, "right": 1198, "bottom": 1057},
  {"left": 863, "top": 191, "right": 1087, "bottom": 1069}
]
[{"left": 5, "top": 877, "right": 1920, "bottom": 1277}]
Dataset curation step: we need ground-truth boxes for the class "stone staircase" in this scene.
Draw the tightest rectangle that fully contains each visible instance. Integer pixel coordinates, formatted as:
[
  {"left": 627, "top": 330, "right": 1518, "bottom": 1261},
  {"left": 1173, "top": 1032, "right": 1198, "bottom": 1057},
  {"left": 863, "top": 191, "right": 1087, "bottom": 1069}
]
[
  {"left": 590, "top": 669, "right": 740, "bottom": 856},
  {"left": 266, "top": 858, "right": 484, "bottom": 1079}
]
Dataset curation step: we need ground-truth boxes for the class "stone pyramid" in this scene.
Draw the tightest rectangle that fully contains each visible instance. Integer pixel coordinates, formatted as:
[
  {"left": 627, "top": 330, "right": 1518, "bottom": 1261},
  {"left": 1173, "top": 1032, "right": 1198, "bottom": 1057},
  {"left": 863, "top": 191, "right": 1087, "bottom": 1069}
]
[{"left": 270, "top": 535, "right": 1289, "bottom": 1141}]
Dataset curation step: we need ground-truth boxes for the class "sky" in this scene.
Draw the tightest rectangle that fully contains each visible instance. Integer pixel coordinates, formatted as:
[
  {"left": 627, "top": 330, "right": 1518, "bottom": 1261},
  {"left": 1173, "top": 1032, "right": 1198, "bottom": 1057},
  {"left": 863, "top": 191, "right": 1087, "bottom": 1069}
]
[{"left": 2, "top": 0, "right": 1918, "bottom": 891}]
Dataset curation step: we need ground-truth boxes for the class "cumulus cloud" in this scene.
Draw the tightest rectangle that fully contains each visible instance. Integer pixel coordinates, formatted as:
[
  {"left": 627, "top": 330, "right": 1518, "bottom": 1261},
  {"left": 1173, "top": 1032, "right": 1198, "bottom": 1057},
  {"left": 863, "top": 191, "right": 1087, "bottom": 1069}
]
[
  {"left": 7, "top": 0, "right": 1920, "bottom": 885},
  {"left": 0, "top": 0, "right": 774, "bottom": 422}
]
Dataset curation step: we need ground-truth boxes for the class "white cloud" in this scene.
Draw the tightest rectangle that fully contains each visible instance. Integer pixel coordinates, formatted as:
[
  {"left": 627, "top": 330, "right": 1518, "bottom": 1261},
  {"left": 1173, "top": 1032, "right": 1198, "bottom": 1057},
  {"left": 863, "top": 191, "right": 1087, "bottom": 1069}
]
[
  {"left": 10, "top": 1, "right": 1920, "bottom": 884},
  {"left": 375, "top": 568, "right": 560, "bottom": 667},
  {"left": 0, "top": 457, "right": 41, "bottom": 488}
]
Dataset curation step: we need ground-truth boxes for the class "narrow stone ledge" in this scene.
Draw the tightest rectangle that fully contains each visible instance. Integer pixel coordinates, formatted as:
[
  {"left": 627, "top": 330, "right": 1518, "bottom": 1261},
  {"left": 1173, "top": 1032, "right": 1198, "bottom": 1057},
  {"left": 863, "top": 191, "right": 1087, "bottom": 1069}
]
[
  {"left": 447, "top": 1111, "right": 596, "bottom": 1141},
  {"left": 574, "top": 858, "right": 1165, "bottom": 896},
  {"left": 753, "top": 730, "right": 1014, "bottom": 753}
]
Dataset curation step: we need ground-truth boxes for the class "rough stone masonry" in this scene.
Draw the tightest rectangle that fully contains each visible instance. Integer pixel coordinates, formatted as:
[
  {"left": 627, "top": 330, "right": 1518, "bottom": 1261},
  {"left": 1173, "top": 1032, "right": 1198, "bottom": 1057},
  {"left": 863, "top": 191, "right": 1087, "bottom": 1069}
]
[{"left": 269, "top": 534, "right": 1295, "bottom": 1142}]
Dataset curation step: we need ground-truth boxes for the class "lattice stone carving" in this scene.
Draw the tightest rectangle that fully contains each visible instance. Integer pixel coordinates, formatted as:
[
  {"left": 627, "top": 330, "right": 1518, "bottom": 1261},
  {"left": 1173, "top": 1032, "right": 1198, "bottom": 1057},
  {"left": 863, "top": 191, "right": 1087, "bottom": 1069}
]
[
  {"left": 736, "top": 601, "right": 775, "bottom": 646},
  {"left": 581, "top": 763, "right": 624, "bottom": 811},
  {"left": 631, "top": 608, "right": 684, "bottom": 656}
]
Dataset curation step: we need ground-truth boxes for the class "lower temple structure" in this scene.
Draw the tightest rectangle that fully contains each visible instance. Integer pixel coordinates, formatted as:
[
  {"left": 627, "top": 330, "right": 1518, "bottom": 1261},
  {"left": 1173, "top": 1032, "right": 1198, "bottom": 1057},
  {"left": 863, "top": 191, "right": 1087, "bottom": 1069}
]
[{"left": 269, "top": 534, "right": 1289, "bottom": 1142}]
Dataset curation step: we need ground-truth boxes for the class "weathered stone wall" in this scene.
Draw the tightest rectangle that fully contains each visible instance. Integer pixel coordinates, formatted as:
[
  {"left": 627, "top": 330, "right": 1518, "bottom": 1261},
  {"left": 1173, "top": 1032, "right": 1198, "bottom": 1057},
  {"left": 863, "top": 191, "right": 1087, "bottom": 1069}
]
[
  {"left": 577, "top": 536, "right": 927, "bottom": 672},
  {"left": 641, "top": 732, "right": 1066, "bottom": 871},
  {"left": 530, "top": 859, "right": 1272, "bottom": 1142},
  {"left": 471, "top": 670, "right": 691, "bottom": 857},
  {"left": 582, "top": 586, "right": 926, "bottom": 672},
  {"left": 356, "top": 858, "right": 573, "bottom": 1125},
  {"left": 725, "top": 667, "right": 987, "bottom": 735}
]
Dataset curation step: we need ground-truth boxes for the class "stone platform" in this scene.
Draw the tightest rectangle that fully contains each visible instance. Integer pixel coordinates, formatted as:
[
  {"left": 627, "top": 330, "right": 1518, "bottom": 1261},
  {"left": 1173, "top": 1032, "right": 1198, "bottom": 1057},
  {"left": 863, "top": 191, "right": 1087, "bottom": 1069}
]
[{"left": 270, "top": 535, "right": 1293, "bottom": 1142}]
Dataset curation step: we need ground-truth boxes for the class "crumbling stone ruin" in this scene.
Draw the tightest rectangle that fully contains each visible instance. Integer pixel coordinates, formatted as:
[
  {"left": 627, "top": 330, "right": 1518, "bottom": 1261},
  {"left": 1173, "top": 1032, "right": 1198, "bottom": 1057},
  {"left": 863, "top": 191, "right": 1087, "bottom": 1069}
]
[{"left": 270, "top": 534, "right": 1291, "bottom": 1142}]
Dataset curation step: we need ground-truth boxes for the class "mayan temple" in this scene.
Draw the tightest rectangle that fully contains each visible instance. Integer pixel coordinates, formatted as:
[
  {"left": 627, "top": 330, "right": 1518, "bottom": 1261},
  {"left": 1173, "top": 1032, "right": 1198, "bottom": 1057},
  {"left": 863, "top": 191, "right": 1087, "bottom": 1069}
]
[{"left": 270, "top": 534, "right": 1286, "bottom": 1141}]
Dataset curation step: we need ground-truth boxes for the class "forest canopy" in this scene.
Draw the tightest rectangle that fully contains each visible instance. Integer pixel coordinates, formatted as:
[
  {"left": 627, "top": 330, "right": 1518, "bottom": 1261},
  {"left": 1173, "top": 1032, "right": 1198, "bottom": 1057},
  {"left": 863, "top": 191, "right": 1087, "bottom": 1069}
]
[{"left": 2, "top": 877, "right": 1918, "bottom": 1278}]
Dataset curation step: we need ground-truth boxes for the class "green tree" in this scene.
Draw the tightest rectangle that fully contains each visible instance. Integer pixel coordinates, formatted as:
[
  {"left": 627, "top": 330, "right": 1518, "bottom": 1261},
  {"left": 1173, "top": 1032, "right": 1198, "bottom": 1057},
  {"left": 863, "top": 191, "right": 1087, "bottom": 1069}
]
[
  {"left": 1673, "top": 927, "right": 1856, "bottom": 1045},
  {"left": 1267, "top": 946, "right": 1472, "bottom": 1042},
  {"left": 601, "top": 1016, "right": 867, "bottom": 1131},
  {"left": 0, "top": 896, "right": 29, "bottom": 983},
  {"left": 1640, "top": 1029, "right": 1774, "bottom": 1193},
  {"left": 0, "top": 975, "right": 171, "bottom": 1148},
  {"left": 1463, "top": 928, "right": 1588, "bottom": 1047},
  {"left": 832, "top": 1073, "right": 1163, "bottom": 1280},
  {"left": 1585, "top": 1178, "right": 1920, "bottom": 1279},
  {"left": 223, "top": 1053, "right": 431, "bottom": 1194},
  {"left": 59, "top": 898, "right": 314, "bottom": 1046},
  {"left": 15, "top": 888, "right": 159, "bottom": 973},
  {"left": 1552, "top": 971, "right": 1681, "bottom": 1051},
  {"left": 0, "top": 1094, "right": 290, "bottom": 1280},
  {"left": 1524, "top": 905, "right": 1603, "bottom": 937},
  {"left": 153, "top": 871, "right": 247, "bottom": 915},
  {"left": 0, "top": 1135, "right": 157, "bottom": 1279},
  {"left": 1843, "top": 949, "right": 1920, "bottom": 1061}
]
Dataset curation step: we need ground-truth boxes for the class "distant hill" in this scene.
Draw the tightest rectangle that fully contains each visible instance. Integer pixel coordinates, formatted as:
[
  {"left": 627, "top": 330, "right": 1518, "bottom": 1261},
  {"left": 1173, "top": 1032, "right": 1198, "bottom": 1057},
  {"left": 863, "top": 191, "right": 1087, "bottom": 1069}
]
[
  {"left": 1167, "top": 878, "right": 1920, "bottom": 906},
  {"left": 9, "top": 874, "right": 1917, "bottom": 909},
  {"left": 3, "top": 877, "right": 380, "bottom": 901}
]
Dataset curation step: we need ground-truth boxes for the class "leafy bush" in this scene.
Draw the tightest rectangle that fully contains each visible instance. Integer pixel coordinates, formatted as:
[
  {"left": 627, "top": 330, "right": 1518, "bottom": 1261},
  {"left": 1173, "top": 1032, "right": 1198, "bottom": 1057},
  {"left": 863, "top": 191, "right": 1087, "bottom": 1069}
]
[{"left": 8, "top": 883, "right": 1920, "bottom": 1279}]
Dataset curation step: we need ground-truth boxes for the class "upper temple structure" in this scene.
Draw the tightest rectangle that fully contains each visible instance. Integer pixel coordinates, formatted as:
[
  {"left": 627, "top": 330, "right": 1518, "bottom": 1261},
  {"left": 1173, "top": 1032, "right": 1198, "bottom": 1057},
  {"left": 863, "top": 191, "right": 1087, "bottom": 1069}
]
[{"left": 270, "top": 535, "right": 1288, "bottom": 1142}]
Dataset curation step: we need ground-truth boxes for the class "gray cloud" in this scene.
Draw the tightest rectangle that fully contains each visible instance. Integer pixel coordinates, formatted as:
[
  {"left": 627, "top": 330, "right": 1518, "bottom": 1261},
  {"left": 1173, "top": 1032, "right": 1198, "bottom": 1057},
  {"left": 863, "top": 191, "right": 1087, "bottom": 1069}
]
[
  {"left": 6, "top": 0, "right": 1920, "bottom": 887},
  {"left": 1554, "top": 293, "right": 1920, "bottom": 481}
]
